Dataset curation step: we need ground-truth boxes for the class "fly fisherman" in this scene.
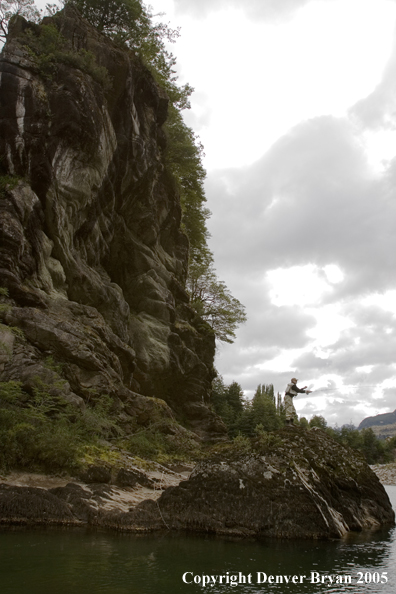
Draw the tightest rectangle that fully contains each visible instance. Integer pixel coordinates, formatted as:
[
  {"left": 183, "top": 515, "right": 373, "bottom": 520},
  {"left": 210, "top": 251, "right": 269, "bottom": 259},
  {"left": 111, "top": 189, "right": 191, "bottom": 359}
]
[{"left": 284, "top": 378, "right": 312, "bottom": 425}]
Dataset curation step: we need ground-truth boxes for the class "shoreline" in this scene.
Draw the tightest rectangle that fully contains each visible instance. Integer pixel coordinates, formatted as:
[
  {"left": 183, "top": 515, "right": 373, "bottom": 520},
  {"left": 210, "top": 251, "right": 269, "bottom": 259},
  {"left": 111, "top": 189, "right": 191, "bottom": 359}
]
[
  {"left": 370, "top": 463, "right": 396, "bottom": 486},
  {"left": 0, "top": 462, "right": 193, "bottom": 513},
  {"left": 1, "top": 460, "right": 395, "bottom": 534}
]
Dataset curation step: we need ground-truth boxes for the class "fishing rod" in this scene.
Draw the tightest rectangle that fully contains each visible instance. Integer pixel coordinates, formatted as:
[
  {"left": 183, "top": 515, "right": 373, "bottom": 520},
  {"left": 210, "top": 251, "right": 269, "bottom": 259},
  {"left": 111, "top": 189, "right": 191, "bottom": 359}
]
[{"left": 309, "top": 385, "right": 388, "bottom": 393}]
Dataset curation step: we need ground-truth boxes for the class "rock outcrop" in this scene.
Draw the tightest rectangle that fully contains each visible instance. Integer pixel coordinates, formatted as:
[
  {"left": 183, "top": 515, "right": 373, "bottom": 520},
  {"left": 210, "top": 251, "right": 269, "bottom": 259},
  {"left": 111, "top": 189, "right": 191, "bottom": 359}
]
[
  {"left": 106, "top": 427, "right": 395, "bottom": 538},
  {"left": 0, "top": 7, "right": 225, "bottom": 440},
  {"left": 1, "top": 428, "right": 394, "bottom": 539}
]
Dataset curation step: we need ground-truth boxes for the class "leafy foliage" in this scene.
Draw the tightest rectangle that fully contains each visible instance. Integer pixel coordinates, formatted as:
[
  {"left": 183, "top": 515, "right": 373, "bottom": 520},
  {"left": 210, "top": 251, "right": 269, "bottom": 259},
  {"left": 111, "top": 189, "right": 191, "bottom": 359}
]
[
  {"left": 211, "top": 377, "right": 244, "bottom": 431},
  {"left": 308, "top": 414, "right": 327, "bottom": 430},
  {"left": 187, "top": 252, "right": 247, "bottom": 343},
  {"left": 326, "top": 423, "right": 396, "bottom": 465},
  {"left": 0, "top": 380, "right": 121, "bottom": 472},
  {"left": 20, "top": 21, "right": 111, "bottom": 86},
  {"left": 123, "top": 422, "right": 200, "bottom": 463},
  {"left": 232, "top": 383, "right": 283, "bottom": 436},
  {"left": 68, "top": 0, "right": 145, "bottom": 41},
  {"left": 212, "top": 378, "right": 284, "bottom": 437}
]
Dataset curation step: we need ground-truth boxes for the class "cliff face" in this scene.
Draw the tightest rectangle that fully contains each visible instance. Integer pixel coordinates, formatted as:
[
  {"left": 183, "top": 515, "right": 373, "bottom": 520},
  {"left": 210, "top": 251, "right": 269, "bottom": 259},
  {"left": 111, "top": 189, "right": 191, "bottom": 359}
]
[{"left": 0, "top": 8, "right": 225, "bottom": 440}]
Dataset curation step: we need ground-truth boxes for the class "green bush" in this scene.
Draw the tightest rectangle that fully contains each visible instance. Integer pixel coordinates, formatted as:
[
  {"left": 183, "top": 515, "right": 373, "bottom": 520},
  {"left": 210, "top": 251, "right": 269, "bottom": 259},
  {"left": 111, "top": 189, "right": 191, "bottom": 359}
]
[
  {"left": 0, "top": 380, "right": 122, "bottom": 473},
  {"left": 124, "top": 423, "right": 199, "bottom": 463},
  {"left": 21, "top": 23, "right": 111, "bottom": 89}
]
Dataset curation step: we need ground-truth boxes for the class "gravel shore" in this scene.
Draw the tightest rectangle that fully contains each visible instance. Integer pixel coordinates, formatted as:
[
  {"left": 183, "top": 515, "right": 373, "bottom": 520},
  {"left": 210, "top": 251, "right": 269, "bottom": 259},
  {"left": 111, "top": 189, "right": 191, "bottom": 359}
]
[{"left": 371, "top": 463, "right": 396, "bottom": 486}]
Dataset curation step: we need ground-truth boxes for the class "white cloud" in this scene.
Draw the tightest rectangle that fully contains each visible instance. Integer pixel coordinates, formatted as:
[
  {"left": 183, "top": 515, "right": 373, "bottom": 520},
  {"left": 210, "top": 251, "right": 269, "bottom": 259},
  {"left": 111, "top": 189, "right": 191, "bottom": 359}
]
[
  {"left": 159, "top": 0, "right": 396, "bottom": 170},
  {"left": 267, "top": 265, "right": 332, "bottom": 307},
  {"left": 173, "top": 0, "right": 327, "bottom": 21}
]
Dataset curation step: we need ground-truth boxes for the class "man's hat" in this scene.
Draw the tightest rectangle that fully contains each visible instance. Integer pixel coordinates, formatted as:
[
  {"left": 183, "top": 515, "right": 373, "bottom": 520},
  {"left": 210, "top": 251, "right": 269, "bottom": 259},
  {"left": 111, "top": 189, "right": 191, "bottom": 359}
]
[{"left": 291, "top": 378, "right": 298, "bottom": 383}]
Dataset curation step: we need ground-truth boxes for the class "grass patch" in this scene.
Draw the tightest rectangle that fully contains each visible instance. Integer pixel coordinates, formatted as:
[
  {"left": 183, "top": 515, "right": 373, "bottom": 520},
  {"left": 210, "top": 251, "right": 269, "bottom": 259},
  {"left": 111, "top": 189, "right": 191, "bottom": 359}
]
[
  {"left": 79, "top": 444, "right": 121, "bottom": 467},
  {"left": 0, "top": 175, "right": 19, "bottom": 197}
]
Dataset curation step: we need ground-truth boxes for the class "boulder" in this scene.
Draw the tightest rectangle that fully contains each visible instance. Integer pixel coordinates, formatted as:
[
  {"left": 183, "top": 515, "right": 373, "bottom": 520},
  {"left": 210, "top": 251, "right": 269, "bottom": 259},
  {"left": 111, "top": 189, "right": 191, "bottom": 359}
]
[
  {"left": 138, "top": 428, "right": 395, "bottom": 539},
  {"left": 116, "top": 468, "right": 155, "bottom": 488},
  {"left": 78, "top": 465, "right": 111, "bottom": 484},
  {"left": 48, "top": 483, "right": 98, "bottom": 522},
  {"left": 0, "top": 484, "right": 78, "bottom": 525}
]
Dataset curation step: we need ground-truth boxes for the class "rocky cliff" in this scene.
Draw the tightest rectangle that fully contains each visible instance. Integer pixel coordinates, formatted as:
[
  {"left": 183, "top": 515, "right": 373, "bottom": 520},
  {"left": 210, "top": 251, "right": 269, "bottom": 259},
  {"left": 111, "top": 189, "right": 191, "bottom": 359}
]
[{"left": 0, "top": 7, "right": 225, "bottom": 441}]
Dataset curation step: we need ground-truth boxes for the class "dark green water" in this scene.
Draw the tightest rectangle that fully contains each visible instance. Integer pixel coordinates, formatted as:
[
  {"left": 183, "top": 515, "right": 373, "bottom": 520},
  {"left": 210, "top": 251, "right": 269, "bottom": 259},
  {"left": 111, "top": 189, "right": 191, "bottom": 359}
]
[{"left": 1, "top": 486, "right": 395, "bottom": 594}]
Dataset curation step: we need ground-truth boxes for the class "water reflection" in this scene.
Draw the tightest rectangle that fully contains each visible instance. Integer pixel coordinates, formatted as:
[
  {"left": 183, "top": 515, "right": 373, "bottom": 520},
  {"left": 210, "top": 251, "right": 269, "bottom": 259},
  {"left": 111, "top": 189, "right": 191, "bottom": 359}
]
[{"left": 1, "top": 486, "right": 395, "bottom": 594}]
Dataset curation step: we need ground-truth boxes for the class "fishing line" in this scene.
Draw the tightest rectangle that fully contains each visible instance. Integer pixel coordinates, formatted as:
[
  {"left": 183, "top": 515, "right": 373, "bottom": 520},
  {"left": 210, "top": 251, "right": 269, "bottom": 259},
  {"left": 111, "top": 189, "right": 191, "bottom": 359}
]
[{"left": 314, "top": 385, "right": 390, "bottom": 391}]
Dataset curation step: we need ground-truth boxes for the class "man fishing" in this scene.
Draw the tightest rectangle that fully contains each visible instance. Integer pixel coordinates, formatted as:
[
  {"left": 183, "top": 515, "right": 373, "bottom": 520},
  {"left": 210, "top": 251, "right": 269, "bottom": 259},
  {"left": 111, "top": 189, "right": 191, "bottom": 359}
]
[{"left": 284, "top": 378, "right": 312, "bottom": 425}]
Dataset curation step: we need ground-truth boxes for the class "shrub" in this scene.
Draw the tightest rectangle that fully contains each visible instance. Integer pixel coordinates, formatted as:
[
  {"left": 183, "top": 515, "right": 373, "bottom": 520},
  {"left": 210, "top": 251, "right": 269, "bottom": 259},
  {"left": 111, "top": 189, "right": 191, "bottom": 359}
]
[
  {"left": 0, "top": 380, "right": 122, "bottom": 473},
  {"left": 124, "top": 422, "right": 199, "bottom": 463},
  {"left": 21, "top": 23, "right": 111, "bottom": 88}
]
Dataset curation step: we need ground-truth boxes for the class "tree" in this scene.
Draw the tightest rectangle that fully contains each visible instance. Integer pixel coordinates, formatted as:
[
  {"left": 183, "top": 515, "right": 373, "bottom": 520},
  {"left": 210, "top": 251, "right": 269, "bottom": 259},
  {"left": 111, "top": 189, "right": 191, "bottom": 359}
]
[
  {"left": 299, "top": 416, "right": 309, "bottom": 429},
  {"left": 309, "top": 415, "right": 327, "bottom": 430},
  {"left": 167, "top": 123, "right": 246, "bottom": 343},
  {"left": 164, "top": 105, "right": 209, "bottom": 253},
  {"left": 230, "top": 383, "right": 282, "bottom": 437},
  {"left": 187, "top": 251, "right": 246, "bottom": 343},
  {"left": 0, "top": 0, "right": 40, "bottom": 40},
  {"left": 226, "top": 382, "right": 244, "bottom": 416},
  {"left": 68, "top": 0, "right": 189, "bottom": 107},
  {"left": 68, "top": 0, "right": 147, "bottom": 41},
  {"left": 211, "top": 377, "right": 245, "bottom": 434},
  {"left": 251, "top": 384, "right": 281, "bottom": 432}
]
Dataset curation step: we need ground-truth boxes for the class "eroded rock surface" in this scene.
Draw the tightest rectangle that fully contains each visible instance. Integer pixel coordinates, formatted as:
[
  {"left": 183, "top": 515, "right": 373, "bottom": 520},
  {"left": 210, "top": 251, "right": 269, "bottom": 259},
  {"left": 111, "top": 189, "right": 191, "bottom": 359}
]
[
  {"left": 0, "top": 459, "right": 192, "bottom": 525},
  {"left": 0, "top": 7, "right": 225, "bottom": 440},
  {"left": 114, "top": 428, "right": 394, "bottom": 538},
  {"left": 1, "top": 429, "right": 393, "bottom": 539}
]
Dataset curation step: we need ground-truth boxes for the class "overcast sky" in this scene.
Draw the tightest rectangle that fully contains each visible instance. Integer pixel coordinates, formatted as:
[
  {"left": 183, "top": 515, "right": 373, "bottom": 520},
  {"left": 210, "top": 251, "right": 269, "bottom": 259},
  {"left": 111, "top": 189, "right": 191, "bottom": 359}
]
[
  {"left": 145, "top": 0, "right": 396, "bottom": 428},
  {"left": 34, "top": 0, "right": 396, "bottom": 427}
]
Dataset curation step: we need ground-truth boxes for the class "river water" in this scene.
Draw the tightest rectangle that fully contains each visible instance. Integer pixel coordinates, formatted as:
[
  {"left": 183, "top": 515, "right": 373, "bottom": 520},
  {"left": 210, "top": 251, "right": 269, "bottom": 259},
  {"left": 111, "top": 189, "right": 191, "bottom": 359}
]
[{"left": 1, "top": 486, "right": 395, "bottom": 594}]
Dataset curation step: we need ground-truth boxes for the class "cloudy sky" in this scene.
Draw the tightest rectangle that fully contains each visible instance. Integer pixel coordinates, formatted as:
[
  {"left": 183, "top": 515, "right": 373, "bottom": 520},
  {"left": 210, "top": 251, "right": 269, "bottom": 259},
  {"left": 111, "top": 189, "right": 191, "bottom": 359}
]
[
  {"left": 33, "top": 0, "right": 396, "bottom": 427},
  {"left": 145, "top": 0, "right": 396, "bottom": 428}
]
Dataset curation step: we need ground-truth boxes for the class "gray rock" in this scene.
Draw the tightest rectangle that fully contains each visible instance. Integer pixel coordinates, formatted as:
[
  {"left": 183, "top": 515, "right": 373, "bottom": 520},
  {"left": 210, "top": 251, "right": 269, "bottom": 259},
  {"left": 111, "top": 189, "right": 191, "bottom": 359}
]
[
  {"left": 116, "top": 468, "right": 155, "bottom": 488},
  {"left": 48, "top": 483, "right": 97, "bottom": 521},
  {"left": 0, "top": 484, "right": 78, "bottom": 524},
  {"left": 149, "top": 428, "right": 395, "bottom": 539},
  {"left": 78, "top": 465, "right": 111, "bottom": 484}
]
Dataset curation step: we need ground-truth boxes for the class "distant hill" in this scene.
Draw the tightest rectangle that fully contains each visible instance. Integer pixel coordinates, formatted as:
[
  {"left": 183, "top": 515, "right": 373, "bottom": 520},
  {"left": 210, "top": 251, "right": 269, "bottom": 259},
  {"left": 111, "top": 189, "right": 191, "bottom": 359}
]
[
  {"left": 359, "top": 410, "right": 396, "bottom": 429},
  {"left": 358, "top": 410, "right": 396, "bottom": 438}
]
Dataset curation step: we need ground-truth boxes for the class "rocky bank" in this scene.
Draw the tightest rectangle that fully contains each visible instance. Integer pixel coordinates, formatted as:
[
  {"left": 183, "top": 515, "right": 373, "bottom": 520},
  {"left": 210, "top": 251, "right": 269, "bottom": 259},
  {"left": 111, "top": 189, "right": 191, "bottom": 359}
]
[
  {"left": 370, "top": 462, "right": 396, "bottom": 486},
  {"left": 1, "top": 428, "right": 394, "bottom": 539},
  {"left": 0, "top": 7, "right": 225, "bottom": 440}
]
